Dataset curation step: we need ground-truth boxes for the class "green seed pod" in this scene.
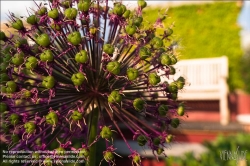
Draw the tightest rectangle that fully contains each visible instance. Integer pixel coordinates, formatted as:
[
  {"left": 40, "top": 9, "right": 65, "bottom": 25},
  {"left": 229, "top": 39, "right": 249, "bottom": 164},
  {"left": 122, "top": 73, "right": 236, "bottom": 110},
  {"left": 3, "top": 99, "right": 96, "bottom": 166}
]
[
  {"left": 71, "top": 72, "right": 85, "bottom": 86},
  {"left": 158, "top": 104, "right": 168, "bottom": 117},
  {"left": 75, "top": 50, "right": 89, "bottom": 63},
  {"left": 67, "top": 31, "right": 81, "bottom": 45},
  {"left": 43, "top": 158, "right": 52, "bottom": 166},
  {"left": 61, "top": 0, "right": 71, "bottom": 8},
  {"left": 133, "top": 17, "right": 143, "bottom": 27},
  {"left": 153, "top": 137, "right": 161, "bottom": 146},
  {"left": 3, "top": 53, "right": 12, "bottom": 63},
  {"left": 12, "top": 19, "right": 24, "bottom": 30},
  {"left": 25, "top": 56, "right": 38, "bottom": 70},
  {"left": 51, "top": 23, "right": 61, "bottom": 31},
  {"left": 165, "top": 28, "right": 173, "bottom": 36},
  {"left": 104, "top": 151, "right": 114, "bottom": 162},
  {"left": 40, "top": 49, "right": 54, "bottom": 62},
  {"left": 11, "top": 134, "right": 19, "bottom": 143},
  {"left": 0, "top": 62, "right": 8, "bottom": 72},
  {"left": 12, "top": 52, "right": 24, "bottom": 66},
  {"left": 138, "top": 0, "right": 147, "bottom": 9},
  {"left": 170, "top": 92, "right": 178, "bottom": 100},
  {"left": 176, "top": 76, "right": 185, "bottom": 90},
  {"left": 170, "top": 118, "right": 180, "bottom": 128},
  {"left": 37, "top": 7, "right": 47, "bottom": 16},
  {"left": 10, "top": 113, "right": 19, "bottom": 125},
  {"left": 42, "top": 76, "right": 55, "bottom": 89},
  {"left": 32, "top": 152, "right": 40, "bottom": 160},
  {"left": 133, "top": 98, "right": 145, "bottom": 111},
  {"left": 45, "top": 111, "right": 58, "bottom": 125},
  {"left": 122, "top": 10, "right": 131, "bottom": 19},
  {"left": 0, "top": 31, "right": 7, "bottom": 41},
  {"left": 150, "top": 37, "right": 163, "bottom": 49},
  {"left": 35, "top": 138, "right": 42, "bottom": 146},
  {"left": 113, "top": 3, "right": 126, "bottom": 16},
  {"left": 170, "top": 55, "right": 177, "bottom": 65},
  {"left": 165, "top": 134, "right": 173, "bottom": 143},
  {"left": 148, "top": 72, "right": 161, "bottom": 86},
  {"left": 103, "top": 44, "right": 115, "bottom": 55},
  {"left": 0, "top": 73, "right": 9, "bottom": 84},
  {"left": 71, "top": 110, "right": 83, "bottom": 121},
  {"left": 15, "top": 38, "right": 28, "bottom": 48},
  {"left": 21, "top": 89, "right": 31, "bottom": 99},
  {"left": 107, "top": 61, "right": 120, "bottom": 75},
  {"left": 0, "top": 102, "right": 7, "bottom": 112},
  {"left": 36, "top": 33, "right": 50, "bottom": 47},
  {"left": 6, "top": 81, "right": 17, "bottom": 93},
  {"left": 108, "top": 90, "right": 122, "bottom": 103},
  {"left": 139, "top": 47, "right": 151, "bottom": 60},
  {"left": 100, "top": 126, "right": 112, "bottom": 139},
  {"left": 168, "top": 82, "right": 178, "bottom": 93},
  {"left": 132, "top": 155, "right": 141, "bottom": 165},
  {"left": 137, "top": 135, "right": 147, "bottom": 146},
  {"left": 160, "top": 53, "right": 171, "bottom": 66},
  {"left": 0, "top": 86, "right": 7, "bottom": 93},
  {"left": 48, "top": 8, "right": 59, "bottom": 19},
  {"left": 177, "top": 103, "right": 185, "bottom": 116},
  {"left": 24, "top": 121, "right": 36, "bottom": 134},
  {"left": 168, "top": 66, "right": 176, "bottom": 75},
  {"left": 125, "top": 25, "right": 137, "bottom": 36},
  {"left": 64, "top": 8, "right": 78, "bottom": 20},
  {"left": 56, "top": 147, "right": 66, "bottom": 155},
  {"left": 157, "top": 147, "right": 164, "bottom": 155},
  {"left": 78, "top": 1, "right": 91, "bottom": 12},
  {"left": 27, "top": 15, "right": 39, "bottom": 25},
  {"left": 79, "top": 148, "right": 89, "bottom": 158},
  {"left": 127, "top": 68, "right": 139, "bottom": 81}
]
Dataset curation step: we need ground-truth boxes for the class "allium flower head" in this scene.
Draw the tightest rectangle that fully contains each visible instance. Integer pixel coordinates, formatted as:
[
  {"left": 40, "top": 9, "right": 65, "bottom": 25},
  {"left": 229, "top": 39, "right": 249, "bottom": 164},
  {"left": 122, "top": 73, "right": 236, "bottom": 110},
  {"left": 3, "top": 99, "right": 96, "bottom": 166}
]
[{"left": 0, "top": 0, "right": 186, "bottom": 165}]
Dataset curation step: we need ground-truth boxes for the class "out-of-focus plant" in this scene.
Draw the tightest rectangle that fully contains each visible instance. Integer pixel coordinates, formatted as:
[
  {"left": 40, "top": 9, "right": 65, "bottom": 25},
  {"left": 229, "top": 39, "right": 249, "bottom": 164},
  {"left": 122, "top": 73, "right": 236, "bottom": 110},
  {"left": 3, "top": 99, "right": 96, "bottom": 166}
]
[
  {"left": 241, "top": 50, "right": 250, "bottom": 93},
  {"left": 165, "top": 133, "right": 250, "bottom": 166},
  {"left": 0, "top": 0, "right": 186, "bottom": 165}
]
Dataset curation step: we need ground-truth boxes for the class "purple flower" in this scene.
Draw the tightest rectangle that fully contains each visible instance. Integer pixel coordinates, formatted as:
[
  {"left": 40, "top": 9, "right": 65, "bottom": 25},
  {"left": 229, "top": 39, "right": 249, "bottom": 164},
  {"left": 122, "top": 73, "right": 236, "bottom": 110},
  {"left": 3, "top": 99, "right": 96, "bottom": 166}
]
[{"left": 0, "top": 0, "right": 186, "bottom": 165}]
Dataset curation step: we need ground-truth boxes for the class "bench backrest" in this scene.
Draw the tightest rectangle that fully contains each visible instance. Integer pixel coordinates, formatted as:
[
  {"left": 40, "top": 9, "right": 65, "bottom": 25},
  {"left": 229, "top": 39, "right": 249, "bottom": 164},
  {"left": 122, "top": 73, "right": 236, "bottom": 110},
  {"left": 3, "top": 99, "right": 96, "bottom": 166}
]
[{"left": 173, "top": 56, "right": 228, "bottom": 91}]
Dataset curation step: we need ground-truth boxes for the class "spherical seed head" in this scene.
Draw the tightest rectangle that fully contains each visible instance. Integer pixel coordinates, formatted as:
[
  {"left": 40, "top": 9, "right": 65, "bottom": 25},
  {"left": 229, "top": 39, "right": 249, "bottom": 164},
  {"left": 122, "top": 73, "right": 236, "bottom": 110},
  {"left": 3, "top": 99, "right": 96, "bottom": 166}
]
[{"left": 1, "top": 0, "right": 186, "bottom": 163}]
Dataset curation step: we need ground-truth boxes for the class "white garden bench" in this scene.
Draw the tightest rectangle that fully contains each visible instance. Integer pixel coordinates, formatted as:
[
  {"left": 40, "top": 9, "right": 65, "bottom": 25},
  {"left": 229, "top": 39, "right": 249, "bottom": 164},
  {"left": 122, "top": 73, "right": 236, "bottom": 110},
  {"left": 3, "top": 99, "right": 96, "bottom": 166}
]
[{"left": 171, "top": 56, "right": 230, "bottom": 125}]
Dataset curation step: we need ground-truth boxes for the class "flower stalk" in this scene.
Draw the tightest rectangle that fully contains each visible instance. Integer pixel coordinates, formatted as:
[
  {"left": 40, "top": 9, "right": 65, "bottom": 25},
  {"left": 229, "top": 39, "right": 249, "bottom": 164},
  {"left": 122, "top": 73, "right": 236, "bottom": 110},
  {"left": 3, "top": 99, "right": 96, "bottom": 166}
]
[{"left": 87, "top": 107, "right": 99, "bottom": 166}]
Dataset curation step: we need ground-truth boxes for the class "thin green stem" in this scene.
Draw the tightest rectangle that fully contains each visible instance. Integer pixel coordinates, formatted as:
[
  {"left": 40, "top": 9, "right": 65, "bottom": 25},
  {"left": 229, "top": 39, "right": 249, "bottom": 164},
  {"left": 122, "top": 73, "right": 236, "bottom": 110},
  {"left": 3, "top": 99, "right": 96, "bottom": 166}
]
[{"left": 86, "top": 107, "right": 99, "bottom": 166}]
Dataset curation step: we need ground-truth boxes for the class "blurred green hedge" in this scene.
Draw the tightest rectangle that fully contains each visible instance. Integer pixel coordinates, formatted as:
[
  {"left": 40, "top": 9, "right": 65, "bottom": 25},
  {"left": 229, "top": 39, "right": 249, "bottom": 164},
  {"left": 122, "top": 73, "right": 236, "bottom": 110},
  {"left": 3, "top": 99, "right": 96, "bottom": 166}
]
[{"left": 144, "top": 2, "right": 244, "bottom": 91}]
